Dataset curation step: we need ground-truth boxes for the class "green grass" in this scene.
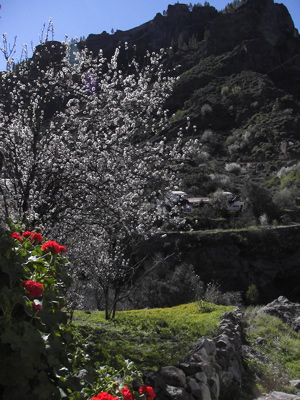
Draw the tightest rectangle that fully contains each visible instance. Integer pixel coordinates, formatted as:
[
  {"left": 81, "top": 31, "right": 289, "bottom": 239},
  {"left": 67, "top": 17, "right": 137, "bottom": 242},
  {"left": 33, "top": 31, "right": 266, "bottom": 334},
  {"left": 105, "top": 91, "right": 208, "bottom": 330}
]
[
  {"left": 244, "top": 307, "right": 300, "bottom": 393},
  {"left": 71, "top": 302, "right": 233, "bottom": 371}
]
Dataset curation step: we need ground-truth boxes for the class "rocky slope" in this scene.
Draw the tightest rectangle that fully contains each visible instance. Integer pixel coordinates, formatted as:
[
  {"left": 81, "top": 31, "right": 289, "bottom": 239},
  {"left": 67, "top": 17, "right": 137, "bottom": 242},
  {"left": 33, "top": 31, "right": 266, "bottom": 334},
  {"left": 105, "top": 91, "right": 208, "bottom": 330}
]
[{"left": 82, "top": 0, "right": 300, "bottom": 200}]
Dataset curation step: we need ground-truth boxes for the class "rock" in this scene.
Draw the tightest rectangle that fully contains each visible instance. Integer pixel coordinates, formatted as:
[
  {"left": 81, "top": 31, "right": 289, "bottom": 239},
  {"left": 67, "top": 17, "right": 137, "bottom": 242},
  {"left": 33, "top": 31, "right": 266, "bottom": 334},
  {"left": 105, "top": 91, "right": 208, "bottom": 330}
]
[
  {"left": 208, "top": 372, "right": 220, "bottom": 400},
  {"left": 159, "top": 366, "right": 187, "bottom": 389},
  {"left": 193, "top": 337, "right": 217, "bottom": 357},
  {"left": 259, "top": 296, "right": 300, "bottom": 331},
  {"left": 186, "top": 378, "right": 211, "bottom": 400},
  {"left": 195, "top": 371, "right": 207, "bottom": 384},
  {"left": 179, "top": 362, "right": 204, "bottom": 376},
  {"left": 290, "top": 380, "right": 300, "bottom": 389},
  {"left": 164, "top": 385, "right": 193, "bottom": 400},
  {"left": 265, "top": 391, "right": 300, "bottom": 399}
]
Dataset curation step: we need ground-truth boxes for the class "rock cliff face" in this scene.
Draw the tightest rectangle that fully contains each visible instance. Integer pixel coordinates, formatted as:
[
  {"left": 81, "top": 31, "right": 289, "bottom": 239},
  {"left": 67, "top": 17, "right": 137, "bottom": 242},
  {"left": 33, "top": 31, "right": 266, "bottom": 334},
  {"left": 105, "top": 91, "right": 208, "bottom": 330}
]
[
  {"left": 143, "top": 226, "right": 300, "bottom": 304},
  {"left": 83, "top": 0, "right": 300, "bottom": 160},
  {"left": 85, "top": 4, "right": 218, "bottom": 59},
  {"left": 205, "top": 0, "right": 296, "bottom": 56},
  {"left": 85, "top": 0, "right": 299, "bottom": 80}
]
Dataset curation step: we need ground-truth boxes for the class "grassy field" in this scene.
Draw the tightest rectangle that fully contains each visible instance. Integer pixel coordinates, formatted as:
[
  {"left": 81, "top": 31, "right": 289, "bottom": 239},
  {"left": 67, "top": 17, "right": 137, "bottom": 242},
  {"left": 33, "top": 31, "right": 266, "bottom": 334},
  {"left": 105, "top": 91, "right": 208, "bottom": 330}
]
[{"left": 71, "top": 302, "right": 233, "bottom": 370}]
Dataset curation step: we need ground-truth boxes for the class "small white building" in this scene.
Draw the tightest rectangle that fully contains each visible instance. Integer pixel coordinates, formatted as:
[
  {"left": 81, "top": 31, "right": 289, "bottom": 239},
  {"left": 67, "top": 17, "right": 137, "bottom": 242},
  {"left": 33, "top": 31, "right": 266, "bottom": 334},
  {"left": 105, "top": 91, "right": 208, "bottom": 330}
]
[
  {"left": 227, "top": 200, "right": 245, "bottom": 211},
  {"left": 163, "top": 190, "right": 244, "bottom": 214}
]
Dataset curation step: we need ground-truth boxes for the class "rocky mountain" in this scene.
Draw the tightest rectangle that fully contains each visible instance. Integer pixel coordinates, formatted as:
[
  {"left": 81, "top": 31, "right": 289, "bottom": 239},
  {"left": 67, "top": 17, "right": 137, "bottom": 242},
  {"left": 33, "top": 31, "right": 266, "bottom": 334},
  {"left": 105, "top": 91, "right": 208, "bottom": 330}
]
[{"left": 83, "top": 0, "right": 300, "bottom": 197}]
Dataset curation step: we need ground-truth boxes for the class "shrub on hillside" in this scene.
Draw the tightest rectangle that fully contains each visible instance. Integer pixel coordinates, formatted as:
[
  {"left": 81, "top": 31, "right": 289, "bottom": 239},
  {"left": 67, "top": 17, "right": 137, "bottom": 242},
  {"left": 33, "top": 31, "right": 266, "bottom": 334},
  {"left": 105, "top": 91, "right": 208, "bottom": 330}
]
[
  {"left": 131, "top": 262, "right": 201, "bottom": 309},
  {"left": 201, "top": 281, "right": 243, "bottom": 306},
  {"left": 242, "top": 182, "right": 280, "bottom": 222}
]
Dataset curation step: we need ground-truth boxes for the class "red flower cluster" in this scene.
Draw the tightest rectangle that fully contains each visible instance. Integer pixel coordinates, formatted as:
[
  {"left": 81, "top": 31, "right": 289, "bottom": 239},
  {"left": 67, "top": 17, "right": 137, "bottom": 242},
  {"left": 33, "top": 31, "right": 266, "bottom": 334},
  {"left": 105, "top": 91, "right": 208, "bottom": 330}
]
[
  {"left": 91, "top": 393, "right": 118, "bottom": 400},
  {"left": 41, "top": 240, "right": 66, "bottom": 254},
  {"left": 22, "top": 231, "right": 32, "bottom": 238},
  {"left": 121, "top": 386, "right": 134, "bottom": 400},
  {"left": 138, "top": 386, "right": 155, "bottom": 400},
  {"left": 22, "top": 231, "right": 44, "bottom": 242},
  {"left": 31, "top": 232, "right": 44, "bottom": 242},
  {"left": 91, "top": 386, "right": 155, "bottom": 400},
  {"left": 22, "top": 280, "right": 44, "bottom": 298},
  {"left": 10, "top": 232, "right": 23, "bottom": 242}
]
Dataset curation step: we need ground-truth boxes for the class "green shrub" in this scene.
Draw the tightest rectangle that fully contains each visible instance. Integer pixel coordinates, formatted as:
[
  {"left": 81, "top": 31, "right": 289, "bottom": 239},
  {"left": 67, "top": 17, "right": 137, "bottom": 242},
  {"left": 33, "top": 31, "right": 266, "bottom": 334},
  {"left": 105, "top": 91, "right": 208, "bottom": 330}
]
[
  {"left": 200, "top": 280, "right": 243, "bottom": 306},
  {"left": 245, "top": 284, "right": 260, "bottom": 305},
  {"left": 0, "top": 224, "right": 76, "bottom": 399}
]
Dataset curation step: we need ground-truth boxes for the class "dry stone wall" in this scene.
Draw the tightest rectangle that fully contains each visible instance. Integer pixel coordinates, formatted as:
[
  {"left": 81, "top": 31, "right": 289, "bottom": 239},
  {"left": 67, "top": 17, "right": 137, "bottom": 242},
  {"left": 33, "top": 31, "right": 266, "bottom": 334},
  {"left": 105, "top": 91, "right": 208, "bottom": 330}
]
[
  {"left": 142, "top": 309, "right": 245, "bottom": 400},
  {"left": 142, "top": 297, "right": 300, "bottom": 400}
]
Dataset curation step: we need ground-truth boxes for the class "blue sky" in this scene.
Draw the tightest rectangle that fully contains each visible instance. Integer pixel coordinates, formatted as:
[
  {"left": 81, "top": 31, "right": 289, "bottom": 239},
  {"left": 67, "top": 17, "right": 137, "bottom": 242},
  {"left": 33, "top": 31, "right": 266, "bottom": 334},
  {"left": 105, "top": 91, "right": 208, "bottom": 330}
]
[{"left": 0, "top": 0, "right": 299, "bottom": 71}]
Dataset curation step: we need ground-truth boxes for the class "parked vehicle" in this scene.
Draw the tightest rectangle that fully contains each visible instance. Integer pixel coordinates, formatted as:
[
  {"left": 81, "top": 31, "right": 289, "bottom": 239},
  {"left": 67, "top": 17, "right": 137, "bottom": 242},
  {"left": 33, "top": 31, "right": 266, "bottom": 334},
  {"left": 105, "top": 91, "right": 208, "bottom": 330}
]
[{"left": 165, "top": 191, "right": 193, "bottom": 214}]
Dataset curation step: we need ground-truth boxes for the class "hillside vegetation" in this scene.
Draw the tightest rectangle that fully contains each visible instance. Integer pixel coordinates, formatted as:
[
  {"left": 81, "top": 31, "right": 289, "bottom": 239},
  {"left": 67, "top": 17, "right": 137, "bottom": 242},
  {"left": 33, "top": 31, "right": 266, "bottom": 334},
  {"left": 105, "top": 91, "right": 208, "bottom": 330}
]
[
  {"left": 72, "top": 302, "right": 232, "bottom": 371},
  {"left": 71, "top": 302, "right": 300, "bottom": 399}
]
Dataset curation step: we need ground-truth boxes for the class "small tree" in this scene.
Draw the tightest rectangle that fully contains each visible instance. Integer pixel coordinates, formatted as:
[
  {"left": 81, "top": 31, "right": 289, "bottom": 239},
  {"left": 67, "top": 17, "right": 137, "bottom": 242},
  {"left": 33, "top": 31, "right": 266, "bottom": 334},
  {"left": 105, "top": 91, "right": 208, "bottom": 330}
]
[
  {"left": 1, "top": 42, "right": 197, "bottom": 317},
  {"left": 242, "top": 182, "right": 280, "bottom": 222},
  {"left": 245, "top": 284, "right": 260, "bottom": 305}
]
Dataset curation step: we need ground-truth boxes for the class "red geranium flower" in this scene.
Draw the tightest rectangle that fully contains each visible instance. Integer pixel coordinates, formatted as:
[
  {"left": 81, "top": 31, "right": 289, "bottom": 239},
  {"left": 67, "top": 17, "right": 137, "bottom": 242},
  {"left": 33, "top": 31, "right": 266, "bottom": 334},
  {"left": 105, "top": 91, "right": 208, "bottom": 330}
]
[
  {"left": 91, "top": 392, "right": 119, "bottom": 400},
  {"left": 121, "top": 386, "right": 134, "bottom": 400},
  {"left": 42, "top": 240, "right": 64, "bottom": 254},
  {"left": 59, "top": 245, "right": 67, "bottom": 253},
  {"left": 138, "top": 386, "right": 155, "bottom": 400},
  {"left": 30, "top": 232, "right": 44, "bottom": 243},
  {"left": 10, "top": 232, "right": 23, "bottom": 242},
  {"left": 22, "top": 280, "right": 44, "bottom": 298},
  {"left": 22, "top": 231, "right": 32, "bottom": 238}
]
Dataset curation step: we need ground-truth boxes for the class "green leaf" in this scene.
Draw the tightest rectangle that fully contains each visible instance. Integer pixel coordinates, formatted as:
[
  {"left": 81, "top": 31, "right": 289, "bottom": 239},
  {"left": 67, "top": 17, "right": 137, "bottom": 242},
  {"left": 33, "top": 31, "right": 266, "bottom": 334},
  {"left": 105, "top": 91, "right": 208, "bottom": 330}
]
[
  {"left": 1, "top": 321, "right": 45, "bottom": 364},
  {"left": 32, "top": 370, "right": 60, "bottom": 400},
  {"left": 0, "top": 348, "right": 35, "bottom": 386},
  {"left": 0, "top": 254, "right": 25, "bottom": 284}
]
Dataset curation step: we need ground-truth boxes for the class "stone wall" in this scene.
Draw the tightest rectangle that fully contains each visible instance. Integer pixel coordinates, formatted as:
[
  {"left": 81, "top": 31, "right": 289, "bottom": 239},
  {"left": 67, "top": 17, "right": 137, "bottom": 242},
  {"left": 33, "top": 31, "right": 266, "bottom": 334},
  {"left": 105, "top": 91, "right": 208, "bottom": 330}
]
[
  {"left": 142, "top": 309, "right": 245, "bottom": 400},
  {"left": 142, "top": 297, "right": 300, "bottom": 400}
]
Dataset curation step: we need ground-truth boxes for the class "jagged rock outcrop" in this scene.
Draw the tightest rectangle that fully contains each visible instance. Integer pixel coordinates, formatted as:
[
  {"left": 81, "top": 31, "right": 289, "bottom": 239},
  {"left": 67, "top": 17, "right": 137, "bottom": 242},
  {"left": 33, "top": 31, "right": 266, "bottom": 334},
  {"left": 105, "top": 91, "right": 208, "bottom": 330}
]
[
  {"left": 82, "top": 0, "right": 300, "bottom": 162},
  {"left": 84, "top": 0, "right": 300, "bottom": 84},
  {"left": 204, "top": 0, "right": 297, "bottom": 57},
  {"left": 259, "top": 296, "right": 300, "bottom": 331},
  {"left": 85, "top": 4, "right": 218, "bottom": 60}
]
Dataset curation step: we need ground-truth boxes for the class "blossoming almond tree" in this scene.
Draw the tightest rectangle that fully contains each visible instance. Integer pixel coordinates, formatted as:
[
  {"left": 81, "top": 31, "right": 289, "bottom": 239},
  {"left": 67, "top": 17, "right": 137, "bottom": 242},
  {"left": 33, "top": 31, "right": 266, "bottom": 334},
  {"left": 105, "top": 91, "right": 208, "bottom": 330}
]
[
  {"left": 0, "top": 41, "right": 196, "bottom": 316},
  {"left": 0, "top": 42, "right": 78, "bottom": 226}
]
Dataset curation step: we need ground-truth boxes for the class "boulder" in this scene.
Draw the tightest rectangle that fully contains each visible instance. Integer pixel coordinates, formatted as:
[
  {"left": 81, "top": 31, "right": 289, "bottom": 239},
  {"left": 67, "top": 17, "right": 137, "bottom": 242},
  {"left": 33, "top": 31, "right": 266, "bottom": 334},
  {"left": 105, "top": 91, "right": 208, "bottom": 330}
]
[{"left": 259, "top": 296, "right": 300, "bottom": 331}]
